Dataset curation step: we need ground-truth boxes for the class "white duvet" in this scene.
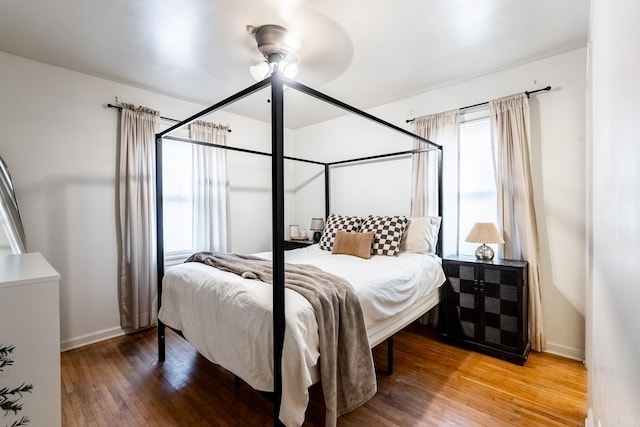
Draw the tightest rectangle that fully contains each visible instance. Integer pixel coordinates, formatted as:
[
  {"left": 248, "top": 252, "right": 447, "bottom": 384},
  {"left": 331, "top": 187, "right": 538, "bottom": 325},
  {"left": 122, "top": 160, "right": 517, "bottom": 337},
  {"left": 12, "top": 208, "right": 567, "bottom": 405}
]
[{"left": 158, "top": 244, "right": 445, "bottom": 426}]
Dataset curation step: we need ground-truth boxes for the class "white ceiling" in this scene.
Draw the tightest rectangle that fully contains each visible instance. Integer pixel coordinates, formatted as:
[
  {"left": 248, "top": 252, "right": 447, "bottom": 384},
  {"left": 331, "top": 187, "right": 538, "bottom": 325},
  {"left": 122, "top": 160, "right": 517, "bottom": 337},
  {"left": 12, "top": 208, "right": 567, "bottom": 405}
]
[{"left": 0, "top": 0, "right": 589, "bottom": 128}]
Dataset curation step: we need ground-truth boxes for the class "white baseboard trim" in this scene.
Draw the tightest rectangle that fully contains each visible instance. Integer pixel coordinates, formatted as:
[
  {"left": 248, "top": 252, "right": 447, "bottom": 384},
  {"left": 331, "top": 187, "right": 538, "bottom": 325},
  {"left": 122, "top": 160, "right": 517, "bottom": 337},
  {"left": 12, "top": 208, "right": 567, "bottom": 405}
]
[
  {"left": 585, "top": 407, "right": 594, "bottom": 427},
  {"left": 544, "top": 341, "right": 585, "bottom": 362},
  {"left": 60, "top": 326, "right": 125, "bottom": 352}
]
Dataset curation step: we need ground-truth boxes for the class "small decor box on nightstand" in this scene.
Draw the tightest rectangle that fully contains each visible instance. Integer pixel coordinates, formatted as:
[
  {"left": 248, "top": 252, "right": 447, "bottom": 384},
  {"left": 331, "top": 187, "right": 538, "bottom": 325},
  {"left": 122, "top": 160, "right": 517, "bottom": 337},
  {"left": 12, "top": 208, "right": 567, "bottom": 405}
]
[
  {"left": 439, "top": 255, "right": 530, "bottom": 365},
  {"left": 283, "top": 239, "right": 314, "bottom": 250}
]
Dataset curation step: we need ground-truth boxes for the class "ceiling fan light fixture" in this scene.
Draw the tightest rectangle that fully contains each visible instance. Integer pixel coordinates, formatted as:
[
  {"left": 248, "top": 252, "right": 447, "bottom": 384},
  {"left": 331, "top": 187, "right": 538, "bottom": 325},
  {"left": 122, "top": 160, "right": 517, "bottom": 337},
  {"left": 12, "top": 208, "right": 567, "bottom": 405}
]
[
  {"left": 279, "top": 60, "right": 298, "bottom": 79},
  {"left": 248, "top": 24, "right": 300, "bottom": 82},
  {"left": 249, "top": 61, "right": 272, "bottom": 81}
]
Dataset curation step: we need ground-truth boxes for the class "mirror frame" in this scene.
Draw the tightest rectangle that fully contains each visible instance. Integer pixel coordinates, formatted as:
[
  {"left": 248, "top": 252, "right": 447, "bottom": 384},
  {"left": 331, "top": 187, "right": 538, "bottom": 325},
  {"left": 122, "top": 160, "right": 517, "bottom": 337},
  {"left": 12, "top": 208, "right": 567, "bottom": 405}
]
[{"left": 0, "top": 156, "right": 27, "bottom": 254}]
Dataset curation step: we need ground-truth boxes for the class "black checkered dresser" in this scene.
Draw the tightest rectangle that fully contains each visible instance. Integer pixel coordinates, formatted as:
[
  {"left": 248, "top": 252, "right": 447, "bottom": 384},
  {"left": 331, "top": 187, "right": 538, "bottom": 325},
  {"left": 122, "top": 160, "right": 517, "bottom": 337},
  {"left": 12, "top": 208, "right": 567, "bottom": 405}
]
[{"left": 438, "top": 255, "right": 530, "bottom": 365}]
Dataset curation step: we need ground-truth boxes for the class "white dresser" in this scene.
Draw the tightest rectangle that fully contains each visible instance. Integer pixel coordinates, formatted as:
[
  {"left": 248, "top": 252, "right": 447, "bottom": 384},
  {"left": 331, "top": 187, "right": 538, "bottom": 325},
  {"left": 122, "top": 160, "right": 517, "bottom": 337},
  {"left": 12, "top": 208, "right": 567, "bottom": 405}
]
[{"left": 0, "top": 253, "right": 61, "bottom": 427}]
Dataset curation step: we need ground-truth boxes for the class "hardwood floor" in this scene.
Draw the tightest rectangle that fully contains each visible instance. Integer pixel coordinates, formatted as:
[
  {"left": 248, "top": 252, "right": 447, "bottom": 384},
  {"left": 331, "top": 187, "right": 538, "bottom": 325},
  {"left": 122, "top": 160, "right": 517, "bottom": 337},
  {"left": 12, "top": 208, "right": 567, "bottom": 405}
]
[{"left": 61, "top": 324, "right": 586, "bottom": 426}]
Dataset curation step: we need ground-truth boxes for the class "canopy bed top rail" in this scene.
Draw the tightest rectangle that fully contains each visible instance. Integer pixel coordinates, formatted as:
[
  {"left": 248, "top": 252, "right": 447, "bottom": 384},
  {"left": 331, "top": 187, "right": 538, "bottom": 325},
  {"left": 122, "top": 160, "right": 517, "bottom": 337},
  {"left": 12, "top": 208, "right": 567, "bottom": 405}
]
[
  {"left": 157, "top": 78, "right": 271, "bottom": 138},
  {"left": 328, "top": 147, "right": 437, "bottom": 167},
  {"left": 161, "top": 135, "right": 326, "bottom": 166},
  {"left": 286, "top": 78, "right": 441, "bottom": 151}
]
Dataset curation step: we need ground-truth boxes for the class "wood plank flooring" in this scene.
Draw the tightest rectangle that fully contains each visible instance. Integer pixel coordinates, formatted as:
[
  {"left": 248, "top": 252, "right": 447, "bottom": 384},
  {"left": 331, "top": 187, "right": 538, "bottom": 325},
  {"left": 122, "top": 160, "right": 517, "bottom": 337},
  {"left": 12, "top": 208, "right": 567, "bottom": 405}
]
[{"left": 61, "top": 324, "right": 586, "bottom": 426}]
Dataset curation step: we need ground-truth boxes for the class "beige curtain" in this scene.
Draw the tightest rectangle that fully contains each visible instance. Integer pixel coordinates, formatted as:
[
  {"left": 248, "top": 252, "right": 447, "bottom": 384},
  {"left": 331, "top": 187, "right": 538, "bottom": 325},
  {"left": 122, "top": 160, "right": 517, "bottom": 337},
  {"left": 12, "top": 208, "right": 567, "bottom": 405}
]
[
  {"left": 489, "top": 94, "right": 545, "bottom": 351},
  {"left": 412, "top": 110, "right": 460, "bottom": 256},
  {"left": 413, "top": 110, "right": 459, "bottom": 326},
  {"left": 117, "top": 104, "right": 159, "bottom": 330},
  {"left": 189, "top": 121, "right": 230, "bottom": 252}
]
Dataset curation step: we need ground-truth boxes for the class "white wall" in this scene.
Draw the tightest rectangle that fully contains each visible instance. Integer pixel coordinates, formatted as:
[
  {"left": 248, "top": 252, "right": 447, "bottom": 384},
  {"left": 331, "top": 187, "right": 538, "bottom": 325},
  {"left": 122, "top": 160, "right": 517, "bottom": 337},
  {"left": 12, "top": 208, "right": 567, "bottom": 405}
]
[
  {"left": 0, "top": 48, "right": 588, "bottom": 359},
  {"left": 292, "top": 110, "right": 415, "bottom": 224},
  {"left": 292, "top": 49, "right": 587, "bottom": 360},
  {"left": 0, "top": 52, "right": 283, "bottom": 350},
  {"left": 588, "top": 0, "right": 640, "bottom": 424}
]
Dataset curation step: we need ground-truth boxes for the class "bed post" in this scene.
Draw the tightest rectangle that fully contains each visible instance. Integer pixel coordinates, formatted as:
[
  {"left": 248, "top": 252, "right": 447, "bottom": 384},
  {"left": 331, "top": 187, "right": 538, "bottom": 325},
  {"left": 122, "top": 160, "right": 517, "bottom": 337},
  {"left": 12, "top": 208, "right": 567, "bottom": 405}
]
[
  {"left": 155, "top": 134, "right": 166, "bottom": 362},
  {"left": 271, "top": 72, "right": 286, "bottom": 427},
  {"left": 386, "top": 336, "right": 394, "bottom": 375},
  {"left": 324, "top": 164, "right": 330, "bottom": 219},
  {"left": 436, "top": 147, "right": 444, "bottom": 258}
]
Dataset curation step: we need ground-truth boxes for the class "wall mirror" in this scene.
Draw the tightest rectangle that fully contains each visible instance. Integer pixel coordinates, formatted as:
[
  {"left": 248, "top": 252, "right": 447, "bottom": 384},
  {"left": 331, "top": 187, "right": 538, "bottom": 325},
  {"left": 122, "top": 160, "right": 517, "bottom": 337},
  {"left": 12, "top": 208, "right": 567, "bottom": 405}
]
[{"left": 0, "top": 156, "right": 27, "bottom": 254}]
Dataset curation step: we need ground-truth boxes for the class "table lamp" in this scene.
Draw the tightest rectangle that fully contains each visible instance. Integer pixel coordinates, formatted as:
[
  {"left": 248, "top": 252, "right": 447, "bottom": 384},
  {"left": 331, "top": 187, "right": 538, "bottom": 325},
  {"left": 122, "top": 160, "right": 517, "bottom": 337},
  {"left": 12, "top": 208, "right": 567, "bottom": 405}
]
[
  {"left": 310, "top": 218, "right": 325, "bottom": 243},
  {"left": 465, "top": 222, "right": 505, "bottom": 260}
]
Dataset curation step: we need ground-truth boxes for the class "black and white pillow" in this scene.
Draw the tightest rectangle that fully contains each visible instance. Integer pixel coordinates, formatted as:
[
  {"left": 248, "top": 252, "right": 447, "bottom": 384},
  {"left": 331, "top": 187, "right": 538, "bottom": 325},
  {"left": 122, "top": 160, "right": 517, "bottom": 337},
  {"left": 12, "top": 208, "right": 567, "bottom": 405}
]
[
  {"left": 361, "top": 215, "right": 408, "bottom": 256},
  {"left": 318, "top": 214, "right": 362, "bottom": 251}
]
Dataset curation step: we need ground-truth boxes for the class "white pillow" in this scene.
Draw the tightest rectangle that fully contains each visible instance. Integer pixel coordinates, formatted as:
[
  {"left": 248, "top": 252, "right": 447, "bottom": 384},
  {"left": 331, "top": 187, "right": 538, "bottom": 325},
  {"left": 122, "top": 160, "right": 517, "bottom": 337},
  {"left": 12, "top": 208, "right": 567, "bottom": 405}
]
[{"left": 399, "top": 216, "right": 442, "bottom": 254}]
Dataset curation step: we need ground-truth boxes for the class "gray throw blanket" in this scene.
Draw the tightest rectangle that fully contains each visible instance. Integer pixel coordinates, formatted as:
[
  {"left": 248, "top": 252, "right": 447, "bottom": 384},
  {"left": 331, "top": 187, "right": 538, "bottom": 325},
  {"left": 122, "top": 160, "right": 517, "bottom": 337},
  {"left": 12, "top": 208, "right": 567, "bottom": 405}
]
[{"left": 186, "top": 251, "right": 377, "bottom": 426}]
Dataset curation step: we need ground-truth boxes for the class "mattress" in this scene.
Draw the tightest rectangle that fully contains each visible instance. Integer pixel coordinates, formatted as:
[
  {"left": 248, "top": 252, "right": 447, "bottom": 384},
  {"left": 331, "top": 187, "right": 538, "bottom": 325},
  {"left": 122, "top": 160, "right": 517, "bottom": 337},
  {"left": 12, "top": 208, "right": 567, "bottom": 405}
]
[{"left": 158, "top": 244, "right": 445, "bottom": 426}]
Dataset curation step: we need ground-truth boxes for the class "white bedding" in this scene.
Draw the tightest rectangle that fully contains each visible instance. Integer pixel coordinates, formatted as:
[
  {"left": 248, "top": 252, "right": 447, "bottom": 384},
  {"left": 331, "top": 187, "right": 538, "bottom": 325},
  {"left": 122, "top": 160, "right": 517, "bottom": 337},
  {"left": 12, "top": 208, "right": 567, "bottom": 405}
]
[{"left": 158, "top": 244, "right": 445, "bottom": 426}]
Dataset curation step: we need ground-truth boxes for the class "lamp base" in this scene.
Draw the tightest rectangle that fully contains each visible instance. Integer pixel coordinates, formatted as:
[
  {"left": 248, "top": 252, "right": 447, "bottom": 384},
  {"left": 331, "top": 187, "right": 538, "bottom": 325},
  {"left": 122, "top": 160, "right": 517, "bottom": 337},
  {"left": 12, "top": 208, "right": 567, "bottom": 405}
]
[
  {"left": 313, "top": 231, "right": 322, "bottom": 243},
  {"left": 475, "top": 244, "right": 495, "bottom": 260}
]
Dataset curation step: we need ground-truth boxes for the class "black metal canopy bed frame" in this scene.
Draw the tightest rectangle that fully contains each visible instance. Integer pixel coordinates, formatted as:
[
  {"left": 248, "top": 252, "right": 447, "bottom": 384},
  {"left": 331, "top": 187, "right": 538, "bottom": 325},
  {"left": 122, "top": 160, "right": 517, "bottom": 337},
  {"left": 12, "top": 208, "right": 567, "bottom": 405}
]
[{"left": 155, "top": 71, "right": 443, "bottom": 426}]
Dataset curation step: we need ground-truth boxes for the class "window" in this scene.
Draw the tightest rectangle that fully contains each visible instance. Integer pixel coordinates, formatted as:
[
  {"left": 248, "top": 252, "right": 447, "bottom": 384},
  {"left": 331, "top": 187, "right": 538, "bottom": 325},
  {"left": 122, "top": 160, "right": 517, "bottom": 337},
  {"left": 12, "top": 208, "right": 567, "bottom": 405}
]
[
  {"left": 457, "top": 115, "right": 498, "bottom": 256},
  {"left": 162, "top": 139, "right": 193, "bottom": 258}
]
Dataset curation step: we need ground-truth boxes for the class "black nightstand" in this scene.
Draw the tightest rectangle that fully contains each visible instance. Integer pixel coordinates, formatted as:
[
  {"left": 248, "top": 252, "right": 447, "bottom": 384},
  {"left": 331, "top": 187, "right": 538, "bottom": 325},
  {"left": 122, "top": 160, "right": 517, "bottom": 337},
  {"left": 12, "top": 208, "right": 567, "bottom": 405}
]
[
  {"left": 439, "top": 255, "right": 530, "bottom": 365},
  {"left": 283, "top": 239, "right": 314, "bottom": 250}
]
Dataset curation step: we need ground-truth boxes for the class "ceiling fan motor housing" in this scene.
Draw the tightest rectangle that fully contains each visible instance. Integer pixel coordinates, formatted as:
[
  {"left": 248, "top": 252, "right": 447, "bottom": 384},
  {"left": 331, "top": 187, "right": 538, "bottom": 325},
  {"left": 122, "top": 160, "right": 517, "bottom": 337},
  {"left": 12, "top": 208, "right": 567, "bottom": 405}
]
[{"left": 250, "top": 24, "right": 297, "bottom": 62}]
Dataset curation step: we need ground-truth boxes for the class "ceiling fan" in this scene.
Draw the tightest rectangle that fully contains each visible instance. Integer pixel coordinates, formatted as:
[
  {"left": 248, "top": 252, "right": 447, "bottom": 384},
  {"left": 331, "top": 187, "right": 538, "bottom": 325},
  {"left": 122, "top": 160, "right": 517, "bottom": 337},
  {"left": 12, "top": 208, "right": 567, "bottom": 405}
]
[{"left": 247, "top": 24, "right": 301, "bottom": 81}]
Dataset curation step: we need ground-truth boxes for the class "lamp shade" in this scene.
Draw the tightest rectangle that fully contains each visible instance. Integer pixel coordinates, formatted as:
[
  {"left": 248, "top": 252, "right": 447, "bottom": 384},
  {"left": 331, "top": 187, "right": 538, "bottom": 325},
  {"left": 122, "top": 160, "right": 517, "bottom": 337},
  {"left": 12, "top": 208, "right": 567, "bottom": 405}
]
[
  {"left": 310, "top": 218, "right": 325, "bottom": 231},
  {"left": 465, "top": 222, "right": 505, "bottom": 244}
]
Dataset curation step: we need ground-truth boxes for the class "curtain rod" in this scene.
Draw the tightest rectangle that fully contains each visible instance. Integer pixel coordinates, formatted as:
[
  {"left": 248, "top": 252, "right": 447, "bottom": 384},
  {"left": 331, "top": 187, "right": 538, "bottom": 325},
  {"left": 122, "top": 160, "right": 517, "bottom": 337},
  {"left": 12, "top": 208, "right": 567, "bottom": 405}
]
[
  {"left": 107, "top": 103, "right": 232, "bottom": 132},
  {"left": 405, "top": 85, "right": 552, "bottom": 124}
]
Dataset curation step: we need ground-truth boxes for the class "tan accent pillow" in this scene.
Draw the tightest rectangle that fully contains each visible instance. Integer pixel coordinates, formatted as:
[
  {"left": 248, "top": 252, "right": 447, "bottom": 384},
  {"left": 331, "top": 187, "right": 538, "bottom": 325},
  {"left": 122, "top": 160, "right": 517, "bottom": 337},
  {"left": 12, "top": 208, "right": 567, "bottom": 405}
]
[{"left": 331, "top": 230, "right": 374, "bottom": 259}]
